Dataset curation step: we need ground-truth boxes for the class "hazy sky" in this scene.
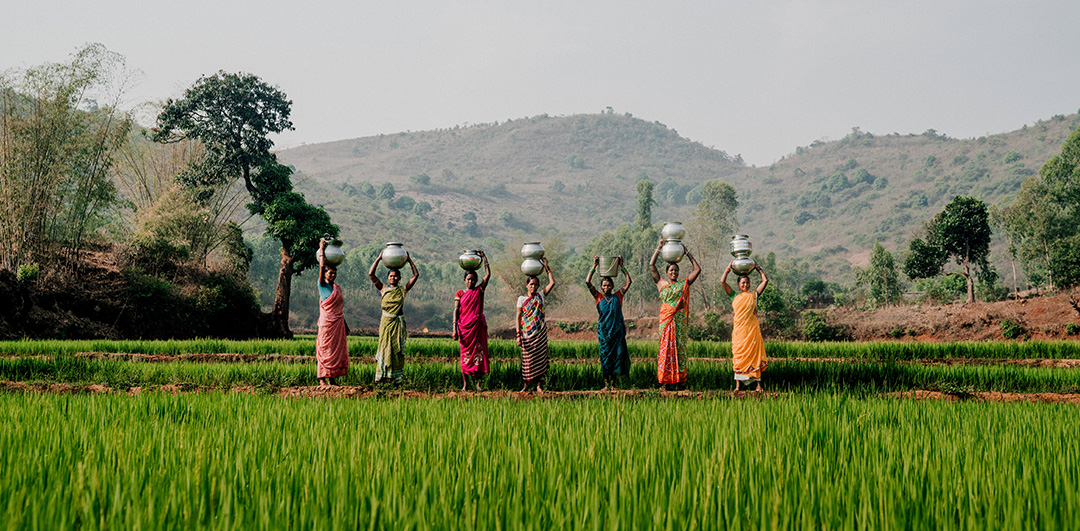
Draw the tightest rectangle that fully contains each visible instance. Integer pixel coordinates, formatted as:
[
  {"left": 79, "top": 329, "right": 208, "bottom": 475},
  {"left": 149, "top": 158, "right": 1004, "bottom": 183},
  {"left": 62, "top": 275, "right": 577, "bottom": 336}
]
[{"left": 3, "top": 0, "right": 1078, "bottom": 165}]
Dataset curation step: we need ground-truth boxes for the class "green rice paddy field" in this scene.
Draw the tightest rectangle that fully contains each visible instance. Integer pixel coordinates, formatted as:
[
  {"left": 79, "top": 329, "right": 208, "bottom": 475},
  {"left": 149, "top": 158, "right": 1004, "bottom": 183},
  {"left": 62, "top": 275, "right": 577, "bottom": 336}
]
[
  {"left": 2, "top": 338, "right": 1079, "bottom": 529},
  {"left": 2, "top": 393, "right": 1077, "bottom": 530}
]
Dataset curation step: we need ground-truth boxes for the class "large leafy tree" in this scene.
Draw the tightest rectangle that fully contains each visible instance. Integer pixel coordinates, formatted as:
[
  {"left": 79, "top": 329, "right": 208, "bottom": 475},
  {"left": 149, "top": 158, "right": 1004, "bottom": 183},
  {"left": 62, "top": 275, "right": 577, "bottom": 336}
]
[
  {"left": 247, "top": 162, "right": 337, "bottom": 336},
  {"left": 903, "top": 196, "right": 992, "bottom": 303},
  {"left": 993, "top": 128, "right": 1080, "bottom": 290},
  {"left": 1035, "top": 128, "right": 1080, "bottom": 288},
  {"left": 993, "top": 177, "right": 1067, "bottom": 289},
  {"left": 153, "top": 72, "right": 335, "bottom": 336},
  {"left": 152, "top": 72, "right": 292, "bottom": 194}
]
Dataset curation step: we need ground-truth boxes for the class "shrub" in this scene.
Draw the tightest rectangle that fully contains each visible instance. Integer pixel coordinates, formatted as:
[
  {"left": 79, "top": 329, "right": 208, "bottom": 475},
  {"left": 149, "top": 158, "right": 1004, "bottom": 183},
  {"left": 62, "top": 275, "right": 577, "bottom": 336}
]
[
  {"left": 689, "top": 311, "right": 731, "bottom": 341},
  {"left": 888, "top": 328, "right": 903, "bottom": 339},
  {"left": 1001, "top": 319, "right": 1024, "bottom": 339},
  {"left": 1066, "top": 323, "right": 1080, "bottom": 336},
  {"left": 553, "top": 321, "right": 588, "bottom": 334},
  {"left": 16, "top": 263, "right": 39, "bottom": 283},
  {"left": 802, "top": 311, "right": 847, "bottom": 341}
]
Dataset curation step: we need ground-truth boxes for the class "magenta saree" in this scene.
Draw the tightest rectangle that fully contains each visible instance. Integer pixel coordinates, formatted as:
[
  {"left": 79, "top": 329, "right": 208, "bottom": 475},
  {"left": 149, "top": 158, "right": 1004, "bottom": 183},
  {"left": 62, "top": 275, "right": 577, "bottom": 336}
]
[{"left": 456, "top": 288, "right": 489, "bottom": 376}]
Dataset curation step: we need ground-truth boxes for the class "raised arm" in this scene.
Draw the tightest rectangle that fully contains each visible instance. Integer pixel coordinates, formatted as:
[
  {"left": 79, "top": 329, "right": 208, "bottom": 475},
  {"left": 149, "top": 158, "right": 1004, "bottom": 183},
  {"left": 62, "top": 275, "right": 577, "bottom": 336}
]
[
  {"left": 684, "top": 247, "right": 702, "bottom": 286},
  {"left": 618, "top": 256, "right": 632, "bottom": 295},
  {"left": 318, "top": 239, "right": 329, "bottom": 283},
  {"left": 479, "top": 250, "right": 491, "bottom": 291},
  {"left": 541, "top": 257, "right": 556, "bottom": 296},
  {"left": 585, "top": 256, "right": 600, "bottom": 298},
  {"left": 368, "top": 250, "right": 384, "bottom": 291},
  {"left": 649, "top": 238, "right": 663, "bottom": 283},
  {"left": 404, "top": 253, "right": 419, "bottom": 293},
  {"left": 720, "top": 261, "right": 734, "bottom": 297},
  {"left": 755, "top": 265, "right": 769, "bottom": 296}
]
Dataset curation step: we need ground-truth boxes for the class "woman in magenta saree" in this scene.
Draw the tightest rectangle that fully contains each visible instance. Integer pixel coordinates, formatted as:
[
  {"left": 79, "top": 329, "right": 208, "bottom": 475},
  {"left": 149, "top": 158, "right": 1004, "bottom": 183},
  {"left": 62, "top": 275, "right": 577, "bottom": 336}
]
[{"left": 454, "top": 250, "right": 491, "bottom": 391}]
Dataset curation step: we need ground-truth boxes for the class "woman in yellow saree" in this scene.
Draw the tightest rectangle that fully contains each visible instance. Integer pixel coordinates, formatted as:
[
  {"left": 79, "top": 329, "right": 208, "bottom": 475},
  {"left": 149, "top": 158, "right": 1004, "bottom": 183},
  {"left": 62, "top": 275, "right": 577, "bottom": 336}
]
[
  {"left": 649, "top": 239, "right": 701, "bottom": 389},
  {"left": 720, "top": 262, "right": 769, "bottom": 391},
  {"left": 368, "top": 249, "right": 419, "bottom": 384}
]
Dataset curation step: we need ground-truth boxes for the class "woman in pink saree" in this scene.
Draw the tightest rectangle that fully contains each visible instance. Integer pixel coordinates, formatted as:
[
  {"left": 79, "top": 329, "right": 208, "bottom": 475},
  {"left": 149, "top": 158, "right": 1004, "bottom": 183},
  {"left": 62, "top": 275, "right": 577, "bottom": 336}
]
[
  {"left": 454, "top": 250, "right": 491, "bottom": 392},
  {"left": 316, "top": 239, "right": 349, "bottom": 387}
]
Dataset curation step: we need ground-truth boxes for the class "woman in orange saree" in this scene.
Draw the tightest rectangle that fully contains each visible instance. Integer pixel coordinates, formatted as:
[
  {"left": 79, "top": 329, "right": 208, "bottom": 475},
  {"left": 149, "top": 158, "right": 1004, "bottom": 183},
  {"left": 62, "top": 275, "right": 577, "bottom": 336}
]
[
  {"left": 720, "top": 262, "right": 769, "bottom": 391},
  {"left": 649, "top": 239, "right": 702, "bottom": 389}
]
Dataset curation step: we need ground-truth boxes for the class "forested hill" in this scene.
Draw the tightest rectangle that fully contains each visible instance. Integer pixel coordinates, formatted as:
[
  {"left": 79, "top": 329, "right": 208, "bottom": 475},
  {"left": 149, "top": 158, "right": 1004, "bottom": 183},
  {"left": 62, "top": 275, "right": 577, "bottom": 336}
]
[
  {"left": 277, "top": 113, "right": 744, "bottom": 253},
  {"left": 265, "top": 111, "right": 1079, "bottom": 330},
  {"left": 278, "top": 111, "right": 1079, "bottom": 275},
  {"left": 722, "top": 113, "right": 1080, "bottom": 277}
]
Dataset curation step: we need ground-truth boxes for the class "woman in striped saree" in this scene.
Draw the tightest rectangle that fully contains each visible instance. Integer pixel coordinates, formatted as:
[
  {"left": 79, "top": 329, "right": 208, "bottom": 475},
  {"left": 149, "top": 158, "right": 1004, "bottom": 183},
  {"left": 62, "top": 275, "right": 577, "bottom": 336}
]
[
  {"left": 454, "top": 250, "right": 490, "bottom": 392},
  {"left": 516, "top": 257, "right": 555, "bottom": 393},
  {"left": 721, "top": 262, "right": 769, "bottom": 391},
  {"left": 585, "top": 255, "right": 632, "bottom": 390},
  {"left": 368, "top": 249, "right": 419, "bottom": 384},
  {"left": 649, "top": 239, "right": 701, "bottom": 389}
]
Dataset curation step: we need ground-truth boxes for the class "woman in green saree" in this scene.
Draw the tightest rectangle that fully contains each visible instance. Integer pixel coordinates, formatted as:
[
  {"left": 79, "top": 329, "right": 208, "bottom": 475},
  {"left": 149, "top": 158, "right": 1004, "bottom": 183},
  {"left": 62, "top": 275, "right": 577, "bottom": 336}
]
[{"left": 368, "top": 249, "right": 419, "bottom": 383}]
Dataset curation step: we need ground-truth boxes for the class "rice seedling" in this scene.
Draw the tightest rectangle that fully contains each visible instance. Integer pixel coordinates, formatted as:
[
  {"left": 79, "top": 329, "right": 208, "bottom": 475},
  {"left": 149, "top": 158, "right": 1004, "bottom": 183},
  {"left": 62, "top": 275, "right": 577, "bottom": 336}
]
[
  {"left": 3, "top": 356, "right": 1080, "bottom": 394},
  {"left": 0, "top": 393, "right": 1076, "bottom": 529},
  {"left": 3, "top": 337, "right": 1080, "bottom": 360}
]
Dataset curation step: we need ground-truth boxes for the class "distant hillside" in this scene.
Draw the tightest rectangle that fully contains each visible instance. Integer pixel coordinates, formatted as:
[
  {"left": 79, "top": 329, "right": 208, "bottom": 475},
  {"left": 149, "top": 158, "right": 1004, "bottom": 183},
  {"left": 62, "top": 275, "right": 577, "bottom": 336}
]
[
  {"left": 278, "top": 113, "right": 744, "bottom": 250},
  {"left": 263, "top": 111, "right": 1080, "bottom": 330},
  {"left": 724, "top": 113, "right": 1080, "bottom": 280},
  {"left": 278, "top": 111, "right": 1080, "bottom": 281}
]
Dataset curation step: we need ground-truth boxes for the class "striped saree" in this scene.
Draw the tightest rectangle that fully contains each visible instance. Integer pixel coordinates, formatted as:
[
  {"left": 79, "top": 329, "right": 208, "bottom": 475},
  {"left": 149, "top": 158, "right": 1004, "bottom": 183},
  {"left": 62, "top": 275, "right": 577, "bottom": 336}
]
[{"left": 518, "top": 293, "right": 549, "bottom": 382}]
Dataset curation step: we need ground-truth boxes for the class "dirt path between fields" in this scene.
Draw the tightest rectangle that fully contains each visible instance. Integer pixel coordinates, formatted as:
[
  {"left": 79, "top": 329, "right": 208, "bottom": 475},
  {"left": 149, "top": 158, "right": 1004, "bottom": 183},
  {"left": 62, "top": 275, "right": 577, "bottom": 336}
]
[{"left": 3, "top": 380, "right": 1079, "bottom": 404}]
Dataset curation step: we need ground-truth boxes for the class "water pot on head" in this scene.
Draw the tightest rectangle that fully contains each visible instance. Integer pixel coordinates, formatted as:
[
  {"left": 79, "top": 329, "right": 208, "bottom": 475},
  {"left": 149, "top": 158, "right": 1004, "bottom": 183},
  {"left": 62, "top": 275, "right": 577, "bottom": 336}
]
[
  {"left": 458, "top": 250, "right": 482, "bottom": 271},
  {"left": 382, "top": 242, "right": 408, "bottom": 269},
  {"left": 521, "top": 259, "right": 544, "bottom": 276},
  {"left": 520, "top": 241, "right": 545, "bottom": 260},
  {"left": 661, "top": 239, "right": 685, "bottom": 264},
  {"left": 597, "top": 256, "right": 620, "bottom": 278},
  {"left": 318, "top": 238, "right": 345, "bottom": 267},
  {"left": 730, "top": 234, "right": 756, "bottom": 274},
  {"left": 661, "top": 222, "right": 686, "bottom": 241}
]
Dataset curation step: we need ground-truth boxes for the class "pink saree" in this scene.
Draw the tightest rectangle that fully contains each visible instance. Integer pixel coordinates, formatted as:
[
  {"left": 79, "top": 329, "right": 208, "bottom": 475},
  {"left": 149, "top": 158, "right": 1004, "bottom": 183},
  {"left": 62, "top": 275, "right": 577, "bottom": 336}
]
[
  {"left": 456, "top": 288, "right": 489, "bottom": 376},
  {"left": 316, "top": 284, "right": 349, "bottom": 378}
]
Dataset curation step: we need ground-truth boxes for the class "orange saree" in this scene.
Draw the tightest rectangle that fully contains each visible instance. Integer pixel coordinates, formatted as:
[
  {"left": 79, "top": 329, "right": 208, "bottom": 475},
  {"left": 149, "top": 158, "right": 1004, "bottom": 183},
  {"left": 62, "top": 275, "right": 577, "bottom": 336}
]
[{"left": 731, "top": 291, "right": 767, "bottom": 380}]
